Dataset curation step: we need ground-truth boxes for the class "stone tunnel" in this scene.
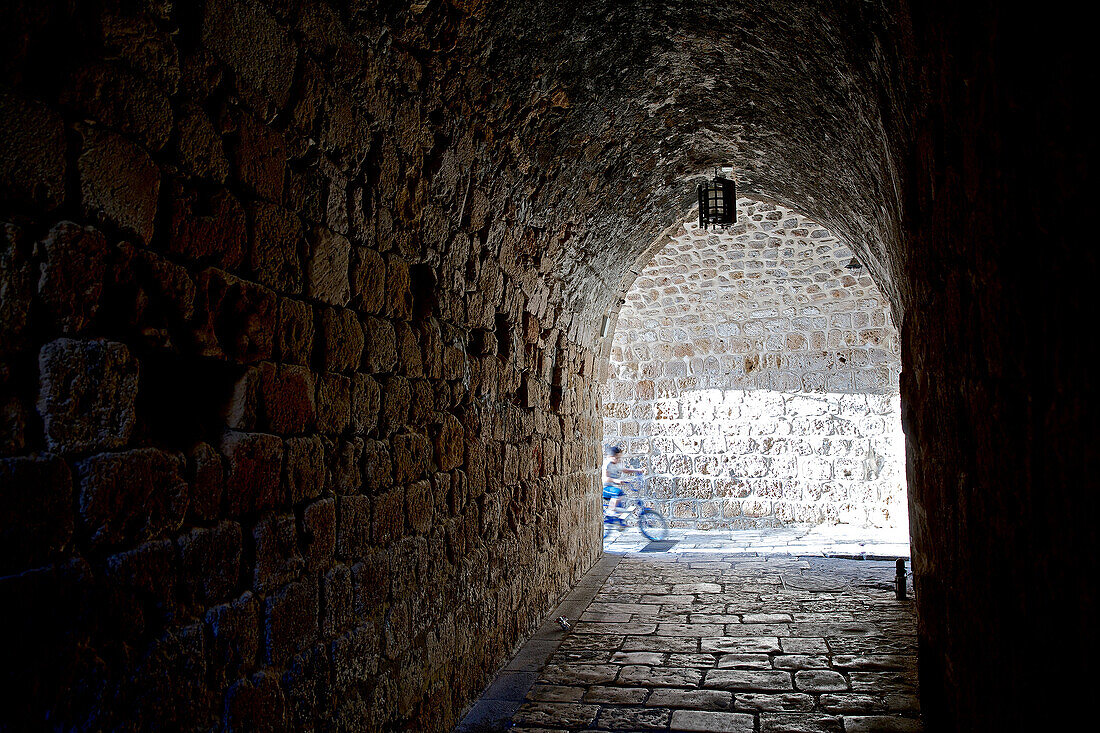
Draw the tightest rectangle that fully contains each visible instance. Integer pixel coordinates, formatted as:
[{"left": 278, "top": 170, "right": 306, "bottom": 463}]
[{"left": 0, "top": 0, "right": 1092, "bottom": 731}]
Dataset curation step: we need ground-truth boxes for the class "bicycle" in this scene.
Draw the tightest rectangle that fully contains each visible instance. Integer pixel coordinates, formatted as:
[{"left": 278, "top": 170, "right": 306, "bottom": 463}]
[{"left": 603, "top": 477, "right": 670, "bottom": 541}]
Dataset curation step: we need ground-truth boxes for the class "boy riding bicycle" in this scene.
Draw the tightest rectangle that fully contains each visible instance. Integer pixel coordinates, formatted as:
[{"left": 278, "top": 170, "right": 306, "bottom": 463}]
[{"left": 602, "top": 445, "right": 643, "bottom": 526}]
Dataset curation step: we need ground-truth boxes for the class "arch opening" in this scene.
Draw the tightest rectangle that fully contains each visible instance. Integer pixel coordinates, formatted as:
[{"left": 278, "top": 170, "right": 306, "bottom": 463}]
[{"left": 601, "top": 200, "right": 908, "bottom": 547}]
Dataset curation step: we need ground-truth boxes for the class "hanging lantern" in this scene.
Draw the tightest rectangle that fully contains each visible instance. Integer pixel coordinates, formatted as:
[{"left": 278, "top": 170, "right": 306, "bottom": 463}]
[{"left": 698, "top": 168, "right": 736, "bottom": 230}]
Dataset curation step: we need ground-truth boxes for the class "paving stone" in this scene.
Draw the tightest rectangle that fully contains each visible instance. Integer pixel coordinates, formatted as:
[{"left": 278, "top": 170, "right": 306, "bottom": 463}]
[
  {"left": 646, "top": 688, "right": 732, "bottom": 710},
  {"left": 773, "top": 655, "right": 831, "bottom": 670},
  {"left": 596, "top": 706, "right": 670, "bottom": 730},
  {"left": 610, "top": 651, "right": 666, "bottom": 665},
  {"left": 717, "top": 654, "right": 772, "bottom": 669},
  {"left": 539, "top": 664, "right": 619, "bottom": 685},
  {"left": 670, "top": 710, "right": 755, "bottom": 732},
  {"left": 743, "top": 613, "right": 794, "bottom": 623},
  {"left": 819, "top": 694, "right": 885, "bottom": 714},
  {"left": 704, "top": 669, "right": 793, "bottom": 691},
  {"left": 622, "top": 635, "right": 699, "bottom": 653},
  {"left": 884, "top": 694, "right": 920, "bottom": 713},
  {"left": 794, "top": 670, "right": 849, "bottom": 692},
  {"left": 734, "top": 693, "right": 816, "bottom": 712},
  {"left": 848, "top": 672, "right": 918, "bottom": 694},
  {"left": 512, "top": 702, "right": 598, "bottom": 728},
  {"left": 583, "top": 685, "right": 648, "bottom": 704},
  {"left": 691, "top": 614, "right": 745, "bottom": 624},
  {"left": 527, "top": 685, "right": 583, "bottom": 703},
  {"left": 618, "top": 665, "right": 702, "bottom": 688},
  {"left": 672, "top": 582, "right": 722, "bottom": 593},
  {"left": 702, "top": 637, "right": 782, "bottom": 654},
  {"left": 780, "top": 638, "right": 830, "bottom": 655},
  {"left": 726, "top": 623, "right": 792, "bottom": 637},
  {"left": 831, "top": 655, "right": 915, "bottom": 671},
  {"left": 667, "top": 653, "right": 721, "bottom": 667},
  {"left": 760, "top": 712, "right": 844, "bottom": 732}
]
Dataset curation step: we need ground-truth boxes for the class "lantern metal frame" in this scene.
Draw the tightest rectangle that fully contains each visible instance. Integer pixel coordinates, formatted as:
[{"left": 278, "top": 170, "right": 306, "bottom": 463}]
[{"left": 697, "top": 168, "right": 736, "bottom": 230}]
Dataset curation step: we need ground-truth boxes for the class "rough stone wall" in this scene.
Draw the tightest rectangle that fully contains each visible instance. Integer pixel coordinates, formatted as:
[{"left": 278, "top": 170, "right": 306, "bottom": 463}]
[
  {"left": 603, "top": 201, "right": 905, "bottom": 530},
  {"left": 0, "top": 1, "right": 606, "bottom": 729}
]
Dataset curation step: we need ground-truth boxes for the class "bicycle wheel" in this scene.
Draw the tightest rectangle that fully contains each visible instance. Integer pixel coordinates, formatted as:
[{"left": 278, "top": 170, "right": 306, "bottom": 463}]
[{"left": 637, "top": 508, "right": 669, "bottom": 541}]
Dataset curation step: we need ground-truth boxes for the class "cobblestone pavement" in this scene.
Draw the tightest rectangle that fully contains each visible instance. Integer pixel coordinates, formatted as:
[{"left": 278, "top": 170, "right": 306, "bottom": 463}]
[{"left": 456, "top": 547, "right": 920, "bottom": 732}]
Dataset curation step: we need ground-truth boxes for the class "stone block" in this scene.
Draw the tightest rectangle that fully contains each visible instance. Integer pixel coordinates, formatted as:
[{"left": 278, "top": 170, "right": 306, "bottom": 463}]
[
  {"left": 351, "top": 554, "right": 390, "bottom": 617},
  {"left": 316, "top": 373, "right": 351, "bottom": 433},
  {"left": 202, "top": 0, "right": 297, "bottom": 111},
  {"left": 395, "top": 322, "right": 423, "bottom": 376},
  {"left": 259, "top": 362, "right": 316, "bottom": 434},
  {"left": 176, "top": 103, "right": 229, "bottom": 181},
  {"left": 168, "top": 183, "right": 247, "bottom": 270},
  {"left": 331, "top": 625, "right": 380, "bottom": 693},
  {"left": 61, "top": 62, "right": 172, "bottom": 151},
  {"left": 222, "top": 430, "right": 283, "bottom": 515},
  {"left": 206, "top": 592, "right": 260, "bottom": 687},
  {"left": 131, "top": 622, "right": 210, "bottom": 726},
  {"left": 224, "top": 671, "right": 288, "bottom": 733},
  {"left": 351, "top": 374, "right": 381, "bottom": 435},
  {"left": 178, "top": 520, "right": 242, "bottom": 606},
  {"left": 362, "top": 316, "right": 397, "bottom": 373},
  {"left": 361, "top": 439, "right": 393, "bottom": 494},
  {"left": 36, "top": 221, "right": 108, "bottom": 334},
  {"left": 671, "top": 710, "right": 754, "bottom": 732},
  {"left": 223, "top": 108, "right": 287, "bottom": 201},
  {"left": 77, "top": 125, "right": 160, "bottom": 244},
  {"left": 250, "top": 201, "right": 304, "bottom": 294},
  {"left": 434, "top": 412, "right": 464, "bottom": 472},
  {"left": 352, "top": 246, "right": 385, "bottom": 313},
  {"left": 0, "top": 91, "right": 66, "bottom": 209},
  {"left": 0, "top": 454, "right": 72, "bottom": 574},
  {"left": 1, "top": 222, "right": 33, "bottom": 349},
  {"left": 336, "top": 494, "right": 371, "bottom": 560},
  {"left": 264, "top": 577, "right": 318, "bottom": 666},
  {"left": 77, "top": 448, "right": 187, "bottom": 549},
  {"left": 193, "top": 268, "right": 276, "bottom": 363},
  {"left": 38, "top": 338, "right": 139, "bottom": 453},
  {"left": 392, "top": 432, "right": 432, "bottom": 484},
  {"left": 307, "top": 228, "right": 351, "bottom": 305},
  {"left": 384, "top": 256, "right": 412, "bottom": 320},
  {"left": 318, "top": 306, "right": 364, "bottom": 373},
  {"left": 380, "top": 375, "right": 410, "bottom": 435},
  {"left": 285, "top": 435, "right": 324, "bottom": 504},
  {"left": 303, "top": 497, "right": 336, "bottom": 569},
  {"left": 103, "top": 538, "right": 177, "bottom": 639},
  {"left": 759, "top": 713, "right": 843, "bottom": 733},
  {"left": 117, "top": 243, "right": 198, "bottom": 327},
  {"left": 224, "top": 366, "right": 260, "bottom": 430},
  {"left": 282, "top": 643, "right": 329, "bottom": 730},
  {"left": 407, "top": 479, "right": 433, "bottom": 535},
  {"left": 372, "top": 485, "right": 404, "bottom": 545},
  {"left": 277, "top": 297, "right": 315, "bottom": 365},
  {"left": 187, "top": 442, "right": 225, "bottom": 522},
  {"left": 327, "top": 437, "right": 363, "bottom": 494},
  {"left": 253, "top": 511, "right": 303, "bottom": 594},
  {"left": 321, "top": 564, "right": 352, "bottom": 638}
]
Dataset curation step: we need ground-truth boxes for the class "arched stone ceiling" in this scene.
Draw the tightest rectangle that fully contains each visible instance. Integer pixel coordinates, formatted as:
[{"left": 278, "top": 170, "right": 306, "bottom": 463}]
[{"left": 454, "top": 0, "right": 917, "bottom": 333}]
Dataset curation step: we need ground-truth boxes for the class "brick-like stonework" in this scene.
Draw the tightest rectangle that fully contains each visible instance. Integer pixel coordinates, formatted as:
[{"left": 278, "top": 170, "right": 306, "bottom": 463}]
[{"left": 603, "top": 201, "right": 905, "bottom": 529}]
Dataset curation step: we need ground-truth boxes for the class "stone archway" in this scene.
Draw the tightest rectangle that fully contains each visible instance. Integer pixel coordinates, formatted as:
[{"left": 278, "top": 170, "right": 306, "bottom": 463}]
[
  {"left": 0, "top": 1, "right": 1091, "bottom": 731},
  {"left": 603, "top": 200, "right": 907, "bottom": 533}
]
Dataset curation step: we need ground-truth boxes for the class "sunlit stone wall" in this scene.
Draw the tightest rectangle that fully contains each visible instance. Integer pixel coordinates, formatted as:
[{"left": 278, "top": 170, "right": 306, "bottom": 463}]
[{"left": 602, "top": 200, "right": 906, "bottom": 529}]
